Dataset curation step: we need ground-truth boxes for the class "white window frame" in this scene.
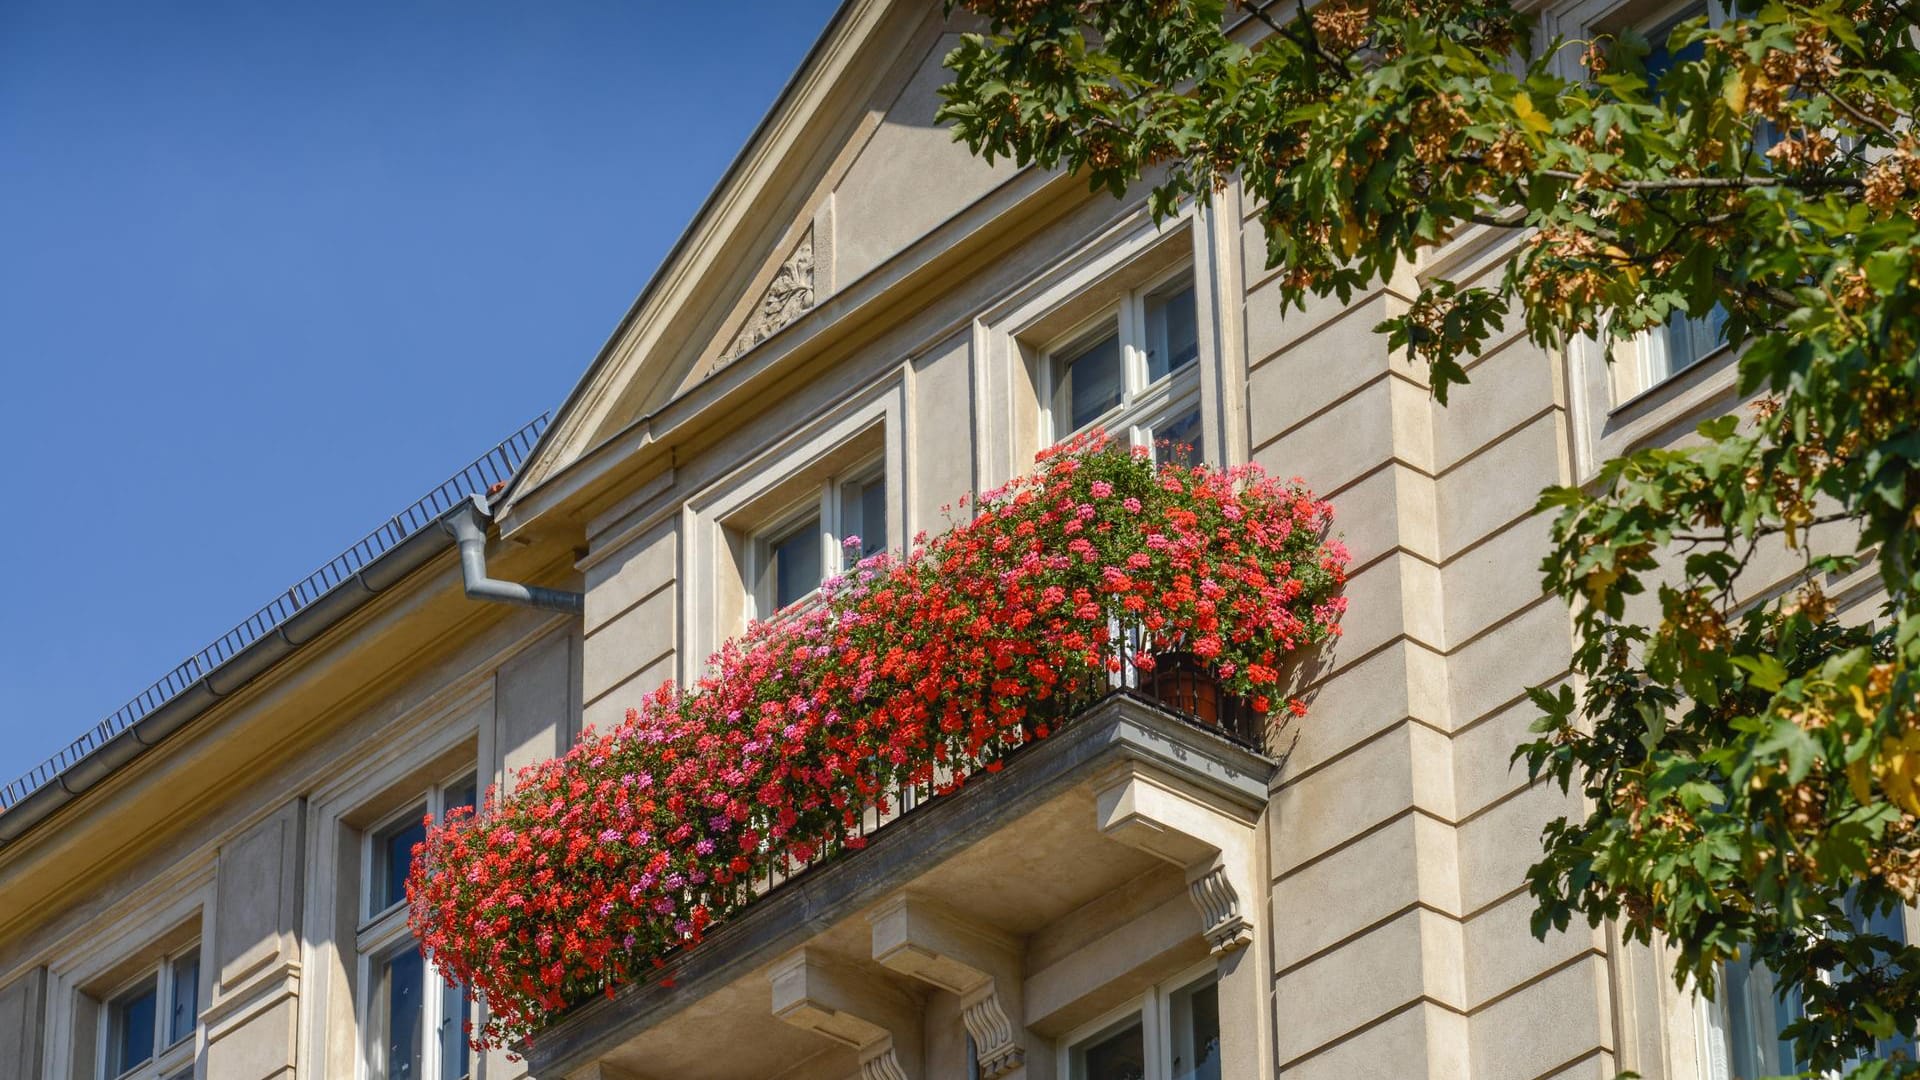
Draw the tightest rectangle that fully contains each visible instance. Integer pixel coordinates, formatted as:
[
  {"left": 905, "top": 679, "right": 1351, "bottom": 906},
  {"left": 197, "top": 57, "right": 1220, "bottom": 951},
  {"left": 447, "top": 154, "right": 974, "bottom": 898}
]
[
  {"left": 1694, "top": 901, "right": 1920, "bottom": 1080},
  {"left": 1059, "top": 960, "right": 1220, "bottom": 1080},
  {"left": 1037, "top": 266, "right": 1206, "bottom": 462},
  {"left": 745, "top": 457, "right": 887, "bottom": 621},
  {"left": 1610, "top": 0, "right": 1731, "bottom": 404},
  {"left": 356, "top": 767, "right": 477, "bottom": 1080},
  {"left": 96, "top": 943, "right": 200, "bottom": 1080}
]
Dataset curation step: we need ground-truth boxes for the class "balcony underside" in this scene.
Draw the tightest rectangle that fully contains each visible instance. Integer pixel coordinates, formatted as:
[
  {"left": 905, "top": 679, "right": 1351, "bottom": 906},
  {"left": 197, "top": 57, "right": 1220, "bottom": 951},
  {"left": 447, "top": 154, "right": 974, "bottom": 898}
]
[{"left": 525, "top": 694, "right": 1276, "bottom": 1080}]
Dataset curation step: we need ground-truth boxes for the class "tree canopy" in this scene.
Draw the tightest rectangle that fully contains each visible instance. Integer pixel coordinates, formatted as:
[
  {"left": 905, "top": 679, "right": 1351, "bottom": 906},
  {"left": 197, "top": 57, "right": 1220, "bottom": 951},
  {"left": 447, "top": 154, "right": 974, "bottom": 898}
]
[{"left": 938, "top": 0, "right": 1920, "bottom": 1073}]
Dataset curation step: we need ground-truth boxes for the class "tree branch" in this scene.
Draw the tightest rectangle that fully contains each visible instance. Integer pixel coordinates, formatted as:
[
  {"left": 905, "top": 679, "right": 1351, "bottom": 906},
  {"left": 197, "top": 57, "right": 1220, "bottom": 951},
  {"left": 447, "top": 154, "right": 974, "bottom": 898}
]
[
  {"left": 1823, "top": 89, "right": 1898, "bottom": 141},
  {"left": 1669, "top": 513, "right": 1854, "bottom": 545},
  {"left": 1535, "top": 168, "right": 1861, "bottom": 192}
]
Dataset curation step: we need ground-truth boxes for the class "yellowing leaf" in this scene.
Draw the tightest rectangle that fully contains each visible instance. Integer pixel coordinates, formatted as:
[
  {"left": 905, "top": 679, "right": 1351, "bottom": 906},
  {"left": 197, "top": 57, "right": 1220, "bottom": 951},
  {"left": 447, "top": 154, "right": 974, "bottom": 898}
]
[
  {"left": 1583, "top": 566, "right": 1620, "bottom": 607},
  {"left": 1849, "top": 754, "right": 1874, "bottom": 805},
  {"left": 1881, "top": 733, "right": 1920, "bottom": 816},
  {"left": 1512, "top": 92, "right": 1550, "bottom": 134},
  {"left": 1851, "top": 685, "right": 1875, "bottom": 720},
  {"left": 1723, "top": 70, "right": 1750, "bottom": 115}
]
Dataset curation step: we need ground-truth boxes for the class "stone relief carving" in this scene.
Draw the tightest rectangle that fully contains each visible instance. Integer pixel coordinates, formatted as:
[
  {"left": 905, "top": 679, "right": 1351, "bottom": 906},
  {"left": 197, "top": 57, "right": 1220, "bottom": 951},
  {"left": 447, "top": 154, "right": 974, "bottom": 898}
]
[
  {"left": 715, "top": 227, "right": 815, "bottom": 370},
  {"left": 1188, "top": 863, "right": 1252, "bottom": 955},
  {"left": 857, "top": 1044, "right": 911, "bottom": 1080},
  {"left": 960, "top": 988, "right": 1025, "bottom": 1079}
]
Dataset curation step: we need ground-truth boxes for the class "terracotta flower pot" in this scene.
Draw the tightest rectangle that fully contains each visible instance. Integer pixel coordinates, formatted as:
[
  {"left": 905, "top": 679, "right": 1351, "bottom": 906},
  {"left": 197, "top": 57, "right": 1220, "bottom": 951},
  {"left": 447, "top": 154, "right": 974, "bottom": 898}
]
[{"left": 1146, "top": 651, "right": 1222, "bottom": 726}]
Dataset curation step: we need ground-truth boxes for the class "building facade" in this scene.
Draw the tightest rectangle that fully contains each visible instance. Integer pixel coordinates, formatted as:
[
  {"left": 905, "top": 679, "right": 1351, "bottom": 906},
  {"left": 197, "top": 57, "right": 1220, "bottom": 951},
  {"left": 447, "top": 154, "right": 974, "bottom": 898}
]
[{"left": 0, "top": 1, "right": 1875, "bottom": 1078}]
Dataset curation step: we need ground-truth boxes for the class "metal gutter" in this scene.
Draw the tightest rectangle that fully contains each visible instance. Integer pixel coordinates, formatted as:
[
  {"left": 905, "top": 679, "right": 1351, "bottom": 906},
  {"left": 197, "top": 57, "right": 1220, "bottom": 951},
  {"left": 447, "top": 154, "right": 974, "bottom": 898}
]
[
  {"left": 444, "top": 494, "right": 584, "bottom": 615},
  {"left": 0, "top": 415, "right": 551, "bottom": 846}
]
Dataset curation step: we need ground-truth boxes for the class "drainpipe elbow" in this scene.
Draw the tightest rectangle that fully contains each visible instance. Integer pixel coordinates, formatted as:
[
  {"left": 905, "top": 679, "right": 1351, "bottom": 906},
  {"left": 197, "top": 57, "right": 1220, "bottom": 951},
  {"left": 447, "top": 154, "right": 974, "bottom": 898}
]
[{"left": 443, "top": 494, "right": 584, "bottom": 616}]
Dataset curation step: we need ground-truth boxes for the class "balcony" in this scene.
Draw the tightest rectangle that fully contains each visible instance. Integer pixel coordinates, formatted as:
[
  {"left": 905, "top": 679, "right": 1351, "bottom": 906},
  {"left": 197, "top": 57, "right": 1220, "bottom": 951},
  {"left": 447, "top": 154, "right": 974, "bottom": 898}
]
[{"left": 525, "top": 690, "right": 1276, "bottom": 1080}]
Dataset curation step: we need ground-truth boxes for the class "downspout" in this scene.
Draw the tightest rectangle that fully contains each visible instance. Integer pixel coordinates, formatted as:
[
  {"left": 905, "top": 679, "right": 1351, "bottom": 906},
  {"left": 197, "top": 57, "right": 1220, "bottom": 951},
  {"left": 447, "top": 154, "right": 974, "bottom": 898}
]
[{"left": 443, "top": 493, "right": 584, "bottom": 615}]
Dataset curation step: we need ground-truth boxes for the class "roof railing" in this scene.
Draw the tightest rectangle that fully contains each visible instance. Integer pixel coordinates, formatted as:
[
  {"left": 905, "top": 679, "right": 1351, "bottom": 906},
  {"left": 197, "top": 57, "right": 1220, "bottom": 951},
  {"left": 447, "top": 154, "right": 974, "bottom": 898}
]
[{"left": 0, "top": 413, "right": 551, "bottom": 812}]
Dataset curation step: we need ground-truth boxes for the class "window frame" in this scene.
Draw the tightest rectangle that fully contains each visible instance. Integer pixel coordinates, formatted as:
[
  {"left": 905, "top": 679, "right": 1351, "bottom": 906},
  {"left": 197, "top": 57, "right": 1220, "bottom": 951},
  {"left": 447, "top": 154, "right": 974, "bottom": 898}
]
[
  {"left": 1694, "top": 900, "right": 1920, "bottom": 1080},
  {"left": 745, "top": 457, "right": 887, "bottom": 622},
  {"left": 1036, "top": 265, "right": 1207, "bottom": 463},
  {"left": 95, "top": 942, "right": 200, "bottom": 1080},
  {"left": 355, "top": 767, "right": 477, "bottom": 1080},
  {"left": 1059, "top": 960, "right": 1221, "bottom": 1080},
  {"left": 1604, "top": 0, "right": 1733, "bottom": 404}
]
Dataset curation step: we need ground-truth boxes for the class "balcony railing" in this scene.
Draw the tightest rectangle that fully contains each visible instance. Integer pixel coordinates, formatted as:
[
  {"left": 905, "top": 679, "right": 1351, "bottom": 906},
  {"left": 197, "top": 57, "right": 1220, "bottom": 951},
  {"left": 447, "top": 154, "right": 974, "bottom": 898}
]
[{"left": 737, "top": 638, "right": 1264, "bottom": 902}]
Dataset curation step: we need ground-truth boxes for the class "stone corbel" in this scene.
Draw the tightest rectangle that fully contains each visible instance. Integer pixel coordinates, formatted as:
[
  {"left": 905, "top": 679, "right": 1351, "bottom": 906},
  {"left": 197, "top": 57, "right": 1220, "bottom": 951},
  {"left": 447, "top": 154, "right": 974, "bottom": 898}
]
[
  {"left": 1093, "top": 762, "right": 1260, "bottom": 956},
  {"left": 769, "top": 948, "right": 922, "bottom": 1080},
  {"left": 870, "top": 894, "right": 1027, "bottom": 1079},
  {"left": 1187, "top": 859, "right": 1254, "bottom": 955},
  {"left": 960, "top": 986, "right": 1025, "bottom": 1079}
]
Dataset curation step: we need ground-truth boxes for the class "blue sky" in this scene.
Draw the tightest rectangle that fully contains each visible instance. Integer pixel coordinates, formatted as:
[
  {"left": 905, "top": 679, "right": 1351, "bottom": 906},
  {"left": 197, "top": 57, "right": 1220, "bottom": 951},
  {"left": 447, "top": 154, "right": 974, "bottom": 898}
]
[{"left": 0, "top": 0, "right": 843, "bottom": 787}]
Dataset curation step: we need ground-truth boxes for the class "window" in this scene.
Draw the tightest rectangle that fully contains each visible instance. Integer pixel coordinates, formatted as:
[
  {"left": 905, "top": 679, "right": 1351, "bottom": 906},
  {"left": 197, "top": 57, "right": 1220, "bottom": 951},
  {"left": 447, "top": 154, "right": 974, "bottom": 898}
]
[
  {"left": 1040, "top": 269, "right": 1206, "bottom": 464},
  {"left": 1168, "top": 977, "right": 1222, "bottom": 1080},
  {"left": 1064, "top": 968, "right": 1220, "bottom": 1080},
  {"left": 1700, "top": 895, "right": 1915, "bottom": 1078},
  {"left": 1073, "top": 1017, "right": 1146, "bottom": 1080},
  {"left": 750, "top": 463, "right": 887, "bottom": 619},
  {"left": 359, "top": 770, "right": 477, "bottom": 1080},
  {"left": 100, "top": 945, "right": 199, "bottom": 1079},
  {"left": 1615, "top": 0, "right": 1728, "bottom": 399}
]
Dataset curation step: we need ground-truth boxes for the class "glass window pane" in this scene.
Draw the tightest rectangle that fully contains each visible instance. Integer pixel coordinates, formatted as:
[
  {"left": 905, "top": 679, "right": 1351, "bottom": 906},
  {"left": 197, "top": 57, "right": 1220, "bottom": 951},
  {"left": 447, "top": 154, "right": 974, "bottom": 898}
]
[
  {"left": 445, "top": 775, "right": 477, "bottom": 817},
  {"left": 439, "top": 975, "right": 470, "bottom": 1080},
  {"left": 839, "top": 477, "right": 886, "bottom": 568},
  {"left": 374, "top": 944, "right": 426, "bottom": 1080},
  {"left": 1075, "top": 1019, "right": 1145, "bottom": 1080},
  {"left": 1144, "top": 278, "right": 1200, "bottom": 383},
  {"left": 1842, "top": 893, "right": 1916, "bottom": 1063},
  {"left": 109, "top": 981, "right": 158, "bottom": 1075},
  {"left": 1642, "top": 3, "right": 1708, "bottom": 83},
  {"left": 860, "top": 477, "right": 885, "bottom": 560},
  {"left": 772, "top": 517, "right": 822, "bottom": 609},
  {"left": 370, "top": 805, "right": 428, "bottom": 915},
  {"left": 1154, "top": 404, "right": 1204, "bottom": 467},
  {"left": 167, "top": 949, "right": 200, "bottom": 1046},
  {"left": 1724, "top": 952, "right": 1802, "bottom": 1077},
  {"left": 1646, "top": 306, "right": 1725, "bottom": 386},
  {"left": 1060, "top": 330, "right": 1123, "bottom": 432},
  {"left": 1171, "top": 979, "right": 1222, "bottom": 1080}
]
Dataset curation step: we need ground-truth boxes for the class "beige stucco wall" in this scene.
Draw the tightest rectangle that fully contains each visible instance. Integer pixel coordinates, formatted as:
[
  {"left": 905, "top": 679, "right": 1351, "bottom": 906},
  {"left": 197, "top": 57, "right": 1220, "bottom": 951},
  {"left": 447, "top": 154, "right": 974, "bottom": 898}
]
[
  {"left": 0, "top": 2, "right": 1867, "bottom": 1077},
  {"left": 0, "top": 556, "right": 579, "bottom": 1079}
]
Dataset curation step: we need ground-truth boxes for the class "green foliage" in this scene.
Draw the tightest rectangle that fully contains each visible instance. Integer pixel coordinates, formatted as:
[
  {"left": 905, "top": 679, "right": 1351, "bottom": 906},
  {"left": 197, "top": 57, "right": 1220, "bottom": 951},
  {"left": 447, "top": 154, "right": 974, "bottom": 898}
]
[{"left": 940, "top": 0, "right": 1920, "bottom": 1074}]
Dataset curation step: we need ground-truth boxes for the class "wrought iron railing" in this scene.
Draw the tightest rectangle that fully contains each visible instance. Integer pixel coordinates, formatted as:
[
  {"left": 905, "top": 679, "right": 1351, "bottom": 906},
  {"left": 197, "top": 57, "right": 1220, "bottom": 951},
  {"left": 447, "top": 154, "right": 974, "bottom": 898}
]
[
  {"left": 737, "top": 635, "right": 1265, "bottom": 901},
  {"left": 0, "top": 414, "right": 551, "bottom": 813}
]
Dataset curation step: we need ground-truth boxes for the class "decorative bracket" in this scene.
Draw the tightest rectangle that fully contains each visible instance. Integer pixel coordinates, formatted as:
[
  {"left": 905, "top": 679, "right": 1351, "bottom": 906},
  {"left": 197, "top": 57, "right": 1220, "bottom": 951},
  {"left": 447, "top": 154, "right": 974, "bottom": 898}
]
[
  {"left": 1094, "top": 762, "right": 1260, "bottom": 956},
  {"left": 769, "top": 948, "right": 921, "bottom": 1080},
  {"left": 1188, "top": 861, "right": 1254, "bottom": 955},
  {"left": 870, "top": 894, "right": 1027, "bottom": 1079},
  {"left": 960, "top": 986, "right": 1025, "bottom": 1079}
]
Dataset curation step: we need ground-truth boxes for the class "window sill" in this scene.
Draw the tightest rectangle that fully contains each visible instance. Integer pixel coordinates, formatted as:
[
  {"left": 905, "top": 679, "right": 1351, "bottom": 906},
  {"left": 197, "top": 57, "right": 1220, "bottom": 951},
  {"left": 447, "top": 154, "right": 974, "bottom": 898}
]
[{"left": 1589, "top": 343, "right": 1742, "bottom": 468}]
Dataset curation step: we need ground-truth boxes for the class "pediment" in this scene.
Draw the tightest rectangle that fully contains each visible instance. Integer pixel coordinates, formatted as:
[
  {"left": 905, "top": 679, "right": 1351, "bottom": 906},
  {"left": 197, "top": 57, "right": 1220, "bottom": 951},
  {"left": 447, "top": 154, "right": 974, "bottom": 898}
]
[
  {"left": 504, "top": 0, "right": 1022, "bottom": 512},
  {"left": 714, "top": 226, "right": 817, "bottom": 371}
]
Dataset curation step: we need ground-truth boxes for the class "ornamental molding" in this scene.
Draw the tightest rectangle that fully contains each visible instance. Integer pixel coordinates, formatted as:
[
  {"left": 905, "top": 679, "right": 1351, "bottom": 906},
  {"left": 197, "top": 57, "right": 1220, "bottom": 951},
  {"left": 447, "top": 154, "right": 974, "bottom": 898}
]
[
  {"left": 1093, "top": 761, "right": 1260, "bottom": 956},
  {"left": 870, "top": 894, "right": 1026, "bottom": 1079},
  {"left": 960, "top": 987, "right": 1025, "bottom": 1080},
  {"left": 715, "top": 226, "right": 815, "bottom": 371},
  {"left": 1188, "top": 862, "right": 1253, "bottom": 955},
  {"left": 859, "top": 1046, "right": 912, "bottom": 1080},
  {"left": 770, "top": 947, "right": 921, "bottom": 1080}
]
